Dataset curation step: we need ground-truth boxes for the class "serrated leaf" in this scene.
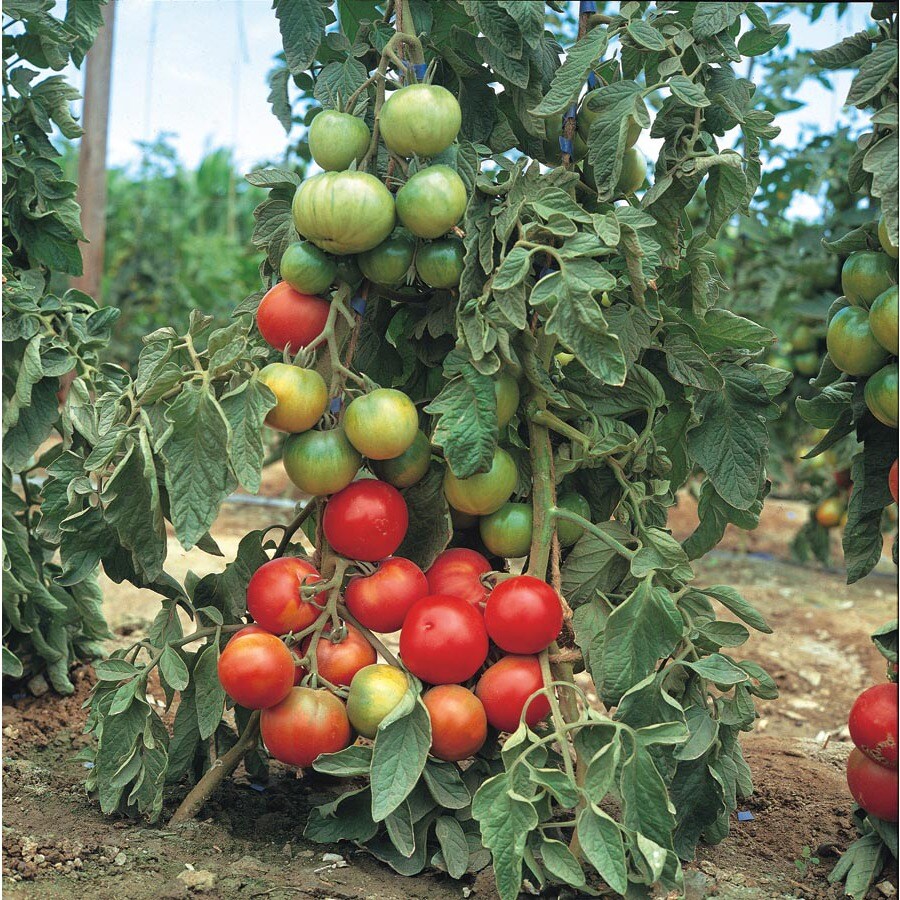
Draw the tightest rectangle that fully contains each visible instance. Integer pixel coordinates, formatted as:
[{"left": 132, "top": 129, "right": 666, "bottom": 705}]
[
  {"left": 193, "top": 643, "right": 225, "bottom": 740},
  {"left": 435, "top": 816, "right": 469, "bottom": 879},
  {"left": 274, "top": 0, "right": 327, "bottom": 74},
  {"left": 531, "top": 27, "right": 609, "bottom": 117}
]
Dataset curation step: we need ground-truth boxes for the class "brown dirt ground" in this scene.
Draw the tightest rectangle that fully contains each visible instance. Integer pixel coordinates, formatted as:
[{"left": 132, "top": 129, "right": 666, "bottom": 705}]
[{"left": 3, "top": 472, "right": 898, "bottom": 899}]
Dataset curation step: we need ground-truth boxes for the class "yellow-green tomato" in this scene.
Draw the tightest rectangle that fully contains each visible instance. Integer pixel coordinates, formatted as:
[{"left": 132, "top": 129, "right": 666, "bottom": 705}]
[
  {"left": 869, "top": 286, "right": 899, "bottom": 355},
  {"left": 258, "top": 363, "right": 328, "bottom": 433},
  {"left": 282, "top": 427, "right": 362, "bottom": 495},
  {"left": 825, "top": 307, "right": 889, "bottom": 376},
  {"left": 556, "top": 491, "right": 591, "bottom": 548},
  {"left": 346, "top": 663, "right": 409, "bottom": 738},
  {"left": 495, "top": 373, "right": 520, "bottom": 429},
  {"left": 308, "top": 109, "right": 370, "bottom": 172},
  {"left": 617, "top": 147, "right": 647, "bottom": 195},
  {"left": 371, "top": 430, "right": 431, "bottom": 488},
  {"left": 344, "top": 388, "right": 419, "bottom": 460},
  {"left": 395, "top": 165, "right": 467, "bottom": 239},
  {"left": 443, "top": 448, "right": 517, "bottom": 516},
  {"left": 379, "top": 84, "right": 461, "bottom": 158},
  {"left": 879, "top": 216, "right": 899, "bottom": 259},
  {"left": 793, "top": 351, "right": 820, "bottom": 376},
  {"left": 280, "top": 241, "right": 337, "bottom": 295},
  {"left": 841, "top": 250, "right": 895, "bottom": 308},
  {"left": 479, "top": 502, "right": 533, "bottom": 558},
  {"left": 865, "top": 364, "right": 899, "bottom": 428}
]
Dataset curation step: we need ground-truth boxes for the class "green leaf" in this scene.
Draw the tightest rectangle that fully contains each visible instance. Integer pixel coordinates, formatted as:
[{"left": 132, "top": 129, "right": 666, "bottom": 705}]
[
  {"left": 871, "top": 621, "right": 898, "bottom": 665},
  {"left": 692, "top": 2, "right": 747, "bottom": 40},
  {"left": 700, "top": 585, "right": 771, "bottom": 633},
  {"left": 384, "top": 802, "right": 415, "bottom": 858},
  {"left": 274, "top": 0, "right": 327, "bottom": 74},
  {"left": 706, "top": 157, "right": 748, "bottom": 237},
  {"left": 577, "top": 806, "right": 627, "bottom": 894},
  {"left": 394, "top": 463, "right": 453, "bottom": 570},
  {"left": 620, "top": 743, "right": 676, "bottom": 848},
  {"left": 847, "top": 39, "right": 898, "bottom": 107},
  {"left": 3, "top": 646, "right": 24, "bottom": 678},
  {"left": 422, "top": 761, "right": 471, "bottom": 809},
  {"left": 313, "top": 743, "right": 373, "bottom": 776},
  {"left": 531, "top": 27, "right": 609, "bottom": 116},
  {"left": 435, "top": 816, "right": 469, "bottom": 879},
  {"left": 586, "top": 81, "right": 647, "bottom": 201},
  {"left": 220, "top": 376, "right": 275, "bottom": 494},
  {"left": 813, "top": 31, "right": 872, "bottom": 70},
  {"left": 737, "top": 24, "right": 788, "bottom": 56},
  {"left": 682, "top": 653, "right": 749, "bottom": 685},
  {"left": 527, "top": 765, "right": 579, "bottom": 808},
  {"left": 541, "top": 837, "right": 585, "bottom": 887},
  {"left": 193, "top": 643, "right": 225, "bottom": 740},
  {"left": 159, "top": 646, "right": 190, "bottom": 692},
  {"left": 828, "top": 833, "right": 887, "bottom": 899},
  {"left": 668, "top": 75, "right": 711, "bottom": 108},
  {"left": 306, "top": 787, "right": 379, "bottom": 843},
  {"left": 560, "top": 522, "right": 634, "bottom": 606},
  {"left": 631, "top": 527, "right": 694, "bottom": 581},
  {"left": 627, "top": 20, "right": 667, "bottom": 51},
  {"left": 94, "top": 658, "right": 140, "bottom": 681}
]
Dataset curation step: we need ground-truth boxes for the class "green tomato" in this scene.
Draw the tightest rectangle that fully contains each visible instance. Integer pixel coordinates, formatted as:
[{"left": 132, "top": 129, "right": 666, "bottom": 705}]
[
  {"left": 869, "top": 286, "right": 899, "bottom": 355},
  {"left": 280, "top": 241, "right": 337, "bottom": 295},
  {"left": 415, "top": 238, "right": 464, "bottom": 289},
  {"left": 541, "top": 116, "right": 588, "bottom": 164},
  {"left": 617, "top": 147, "right": 647, "bottom": 195},
  {"left": 826, "top": 307, "right": 889, "bottom": 376},
  {"left": 791, "top": 324, "right": 818, "bottom": 353},
  {"left": 479, "top": 502, "right": 533, "bottom": 558},
  {"left": 841, "top": 251, "right": 896, "bottom": 308},
  {"left": 282, "top": 427, "right": 362, "bottom": 495},
  {"left": 495, "top": 373, "right": 520, "bottom": 429},
  {"left": 768, "top": 354, "right": 793, "bottom": 373},
  {"left": 293, "top": 171, "right": 395, "bottom": 255},
  {"left": 357, "top": 231, "right": 415, "bottom": 286},
  {"left": 379, "top": 84, "right": 461, "bottom": 158},
  {"left": 344, "top": 388, "right": 419, "bottom": 460},
  {"left": 865, "top": 364, "right": 899, "bottom": 428},
  {"left": 258, "top": 363, "right": 328, "bottom": 434},
  {"left": 578, "top": 91, "right": 641, "bottom": 148},
  {"left": 395, "top": 165, "right": 467, "bottom": 239},
  {"left": 334, "top": 255, "right": 363, "bottom": 286},
  {"left": 443, "top": 448, "right": 517, "bottom": 516},
  {"left": 371, "top": 430, "right": 431, "bottom": 488},
  {"left": 879, "top": 216, "right": 899, "bottom": 259},
  {"left": 556, "top": 491, "right": 591, "bottom": 548},
  {"left": 308, "top": 109, "right": 370, "bottom": 172},
  {"left": 793, "top": 351, "right": 820, "bottom": 376}
]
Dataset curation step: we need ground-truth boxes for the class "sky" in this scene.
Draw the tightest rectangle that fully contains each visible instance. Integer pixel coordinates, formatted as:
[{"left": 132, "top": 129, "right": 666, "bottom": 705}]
[{"left": 63, "top": 1, "right": 866, "bottom": 178}]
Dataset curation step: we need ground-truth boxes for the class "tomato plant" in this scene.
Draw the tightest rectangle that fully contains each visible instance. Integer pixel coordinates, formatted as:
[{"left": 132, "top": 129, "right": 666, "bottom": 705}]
[
  {"left": 370, "top": 430, "right": 431, "bottom": 488},
  {"left": 280, "top": 240, "right": 338, "bottom": 295},
  {"left": 260, "top": 687, "right": 352, "bottom": 767},
  {"left": 344, "top": 556, "right": 429, "bottom": 632},
  {"left": 299, "top": 622, "right": 376, "bottom": 687},
  {"left": 379, "top": 84, "right": 461, "bottom": 158},
  {"left": 442, "top": 447, "right": 517, "bottom": 516},
  {"left": 346, "top": 663, "right": 409, "bottom": 738},
  {"left": 344, "top": 388, "right": 419, "bottom": 460},
  {"left": 415, "top": 238, "right": 464, "bottom": 289},
  {"left": 868, "top": 287, "right": 898, "bottom": 355},
  {"left": 357, "top": 231, "right": 416, "bottom": 286},
  {"left": 826, "top": 307, "right": 889, "bottom": 376},
  {"left": 841, "top": 251, "right": 895, "bottom": 308},
  {"left": 256, "top": 282, "right": 330, "bottom": 352},
  {"left": 479, "top": 502, "right": 533, "bottom": 558},
  {"left": 846, "top": 748, "right": 899, "bottom": 822},
  {"left": 395, "top": 165, "right": 467, "bottom": 239},
  {"left": 308, "top": 109, "right": 370, "bottom": 172},
  {"left": 323, "top": 479, "right": 408, "bottom": 561}
]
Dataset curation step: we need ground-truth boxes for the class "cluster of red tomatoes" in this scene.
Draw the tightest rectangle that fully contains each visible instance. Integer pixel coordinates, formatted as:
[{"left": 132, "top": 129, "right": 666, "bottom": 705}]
[
  {"left": 844, "top": 681, "right": 899, "bottom": 822},
  {"left": 217, "top": 547, "right": 563, "bottom": 769}
]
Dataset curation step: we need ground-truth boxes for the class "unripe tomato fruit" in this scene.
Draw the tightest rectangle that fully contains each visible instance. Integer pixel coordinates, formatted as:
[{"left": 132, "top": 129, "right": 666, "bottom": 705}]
[
  {"left": 815, "top": 497, "right": 845, "bottom": 529},
  {"left": 495, "top": 373, "right": 520, "bottom": 429},
  {"left": 484, "top": 575, "right": 563, "bottom": 655},
  {"left": 443, "top": 447, "right": 517, "bottom": 516},
  {"left": 793, "top": 351, "right": 820, "bottom": 377},
  {"left": 415, "top": 238, "right": 464, "bottom": 289},
  {"left": 282, "top": 427, "right": 362, "bottom": 495},
  {"left": 890, "top": 460, "right": 898, "bottom": 504},
  {"left": 842, "top": 251, "right": 895, "bottom": 308},
  {"left": 323, "top": 479, "right": 408, "bottom": 561},
  {"left": 869, "top": 286, "right": 899, "bottom": 354},
  {"left": 556, "top": 491, "right": 591, "bottom": 547},
  {"left": 258, "top": 363, "right": 328, "bottom": 433},
  {"left": 400, "top": 595, "right": 489, "bottom": 684},
  {"left": 579, "top": 91, "right": 641, "bottom": 148},
  {"left": 423, "top": 685, "right": 488, "bottom": 761},
  {"left": 247, "top": 557, "right": 322, "bottom": 635},
  {"left": 425, "top": 548, "right": 491, "bottom": 609},
  {"left": 358, "top": 231, "right": 416, "bottom": 286},
  {"left": 346, "top": 663, "right": 408, "bottom": 738},
  {"left": 396, "top": 165, "right": 467, "bottom": 239},
  {"left": 879, "top": 215, "right": 899, "bottom": 259},
  {"left": 371, "top": 430, "right": 431, "bottom": 489},
  {"left": 846, "top": 747, "right": 899, "bottom": 821},
  {"left": 344, "top": 388, "right": 419, "bottom": 460},
  {"left": 281, "top": 241, "right": 337, "bottom": 295},
  {"left": 476, "top": 655, "right": 550, "bottom": 733},
  {"left": 344, "top": 556, "right": 429, "bottom": 632},
  {"left": 308, "top": 109, "right": 370, "bottom": 172},
  {"left": 479, "top": 502, "right": 533, "bottom": 558},
  {"left": 256, "top": 282, "right": 330, "bottom": 353},
  {"left": 825, "top": 307, "right": 889, "bottom": 376},
  {"left": 617, "top": 147, "right": 647, "bottom": 194},
  {"left": 261, "top": 687, "right": 351, "bottom": 767},
  {"left": 791, "top": 324, "right": 817, "bottom": 353},
  {"left": 335, "top": 255, "right": 363, "bottom": 285},
  {"left": 849, "top": 683, "right": 898, "bottom": 769},
  {"left": 865, "top": 364, "right": 899, "bottom": 428},
  {"left": 217, "top": 631, "right": 295, "bottom": 710},
  {"left": 293, "top": 171, "right": 396, "bottom": 255},
  {"left": 298, "top": 622, "right": 377, "bottom": 687},
  {"left": 379, "top": 84, "right": 461, "bottom": 158}
]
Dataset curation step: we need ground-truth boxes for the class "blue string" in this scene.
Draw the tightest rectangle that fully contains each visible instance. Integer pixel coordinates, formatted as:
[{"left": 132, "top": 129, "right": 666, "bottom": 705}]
[
  {"left": 564, "top": 103, "right": 577, "bottom": 122},
  {"left": 587, "top": 71, "right": 599, "bottom": 89},
  {"left": 580, "top": 1, "right": 597, "bottom": 12},
  {"left": 330, "top": 397, "right": 343, "bottom": 414},
  {"left": 559, "top": 136, "right": 574, "bottom": 154},
  {"left": 538, "top": 265, "right": 557, "bottom": 279},
  {"left": 401, "top": 60, "right": 428, "bottom": 81},
  {"left": 351, "top": 294, "right": 367, "bottom": 315}
]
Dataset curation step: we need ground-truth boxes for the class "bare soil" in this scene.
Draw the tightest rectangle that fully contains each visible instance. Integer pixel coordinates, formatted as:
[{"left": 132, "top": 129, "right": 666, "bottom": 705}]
[{"left": 3, "top": 476, "right": 898, "bottom": 899}]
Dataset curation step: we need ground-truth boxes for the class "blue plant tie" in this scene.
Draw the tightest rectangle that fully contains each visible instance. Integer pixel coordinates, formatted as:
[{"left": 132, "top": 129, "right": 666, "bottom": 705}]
[
  {"left": 737, "top": 810, "right": 754, "bottom": 822},
  {"left": 565, "top": 103, "right": 577, "bottom": 122},
  {"left": 580, "top": 1, "right": 597, "bottom": 12},
  {"left": 330, "top": 397, "right": 343, "bottom": 414},
  {"left": 402, "top": 61, "right": 428, "bottom": 81},
  {"left": 587, "top": 71, "right": 599, "bottom": 89},
  {"left": 558, "top": 136, "right": 574, "bottom": 154},
  {"left": 351, "top": 294, "right": 367, "bottom": 315},
  {"left": 538, "top": 265, "right": 557, "bottom": 279}
]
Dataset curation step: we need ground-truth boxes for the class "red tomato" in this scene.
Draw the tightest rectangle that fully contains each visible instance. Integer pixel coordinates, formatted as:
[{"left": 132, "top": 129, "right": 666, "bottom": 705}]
[
  {"left": 260, "top": 687, "right": 351, "bottom": 767},
  {"left": 217, "top": 631, "right": 294, "bottom": 710},
  {"left": 344, "top": 556, "right": 429, "bottom": 632},
  {"left": 425, "top": 548, "right": 491, "bottom": 609},
  {"left": 475, "top": 655, "right": 550, "bottom": 733},
  {"left": 298, "top": 622, "right": 377, "bottom": 687},
  {"left": 227, "top": 624, "right": 268, "bottom": 642},
  {"left": 849, "top": 683, "right": 898, "bottom": 769},
  {"left": 423, "top": 684, "right": 488, "bottom": 761},
  {"left": 323, "top": 479, "right": 408, "bottom": 562},
  {"left": 834, "top": 469, "right": 853, "bottom": 490},
  {"left": 256, "top": 282, "right": 330, "bottom": 353},
  {"left": 246, "top": 557, "right": 322, "bottom": 635},
  {"left": 846, "top": 747, "right": 899, "bottom": 821},
  {"left": 483, "top": 575, "right": 563, "bottom": 655},
  {"left": 399, "top": 595, "right": 489, "bottom": 684},
  {"left": 891, "top": 459, "right": 898, "bottom": 504}
]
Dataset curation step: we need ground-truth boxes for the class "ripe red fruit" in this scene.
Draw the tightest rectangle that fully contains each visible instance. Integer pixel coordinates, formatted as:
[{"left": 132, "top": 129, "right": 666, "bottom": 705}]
[
  {"left": 256, "top": 282, "right": 330, "bottom": 352},
  {"left": 323, "top": 479, "right": 409, "bottom": 561},
  {"left": 423, "top": 684, "right": 488, "bottom": 761},
  {"left": 890, "top": 459, "right": 898, "bottom": 504},
  {"left": 260, "top": 687, "right": 351, "bottom": 767},
  {"left": 476, "top": 655, "right": 550, "bottom": 733},
  {"left": 217, "top": 631, "right": 295, "bottom": 710},
  {"left": 343, "top": 556, "right": 429, "bottom": 632},
  {"left": 425, "top": 548, "right": 491, "bottom": 609},
  {"left": 298, "top": 622, "right": 377, "bottom": 687},
  {"left": 399, "top": 595, "right": 489, "bottom": 684},
  {"left": 846, "top": 747, "right": 899, "bottom": 821},
  {"left": 484, "top": 575, "right": 563, "bottom": 654},
  {"left": 246, "top": 557, "right": 322, "bottom": 635},
  {"left": 849, "top": 682, "right": 898, "bottom": 769}
]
